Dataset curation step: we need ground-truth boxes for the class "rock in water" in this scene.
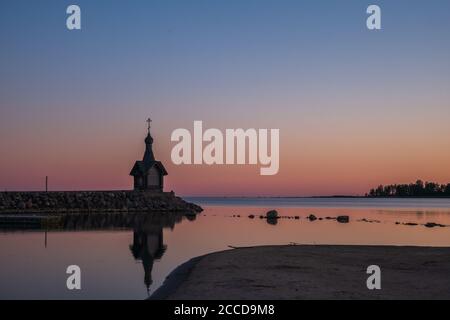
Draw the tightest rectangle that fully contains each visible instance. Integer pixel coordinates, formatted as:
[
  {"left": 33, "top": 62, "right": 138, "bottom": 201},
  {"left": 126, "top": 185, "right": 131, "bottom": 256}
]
[
  {"left": 308, "top": 214, "right": 317, "bottom": 221},
  {"left": 425, "top": 222, "right": 445, "bottom": 228},
  {"left": 266, "top": 210, "right": 278, "bottom": 219},
  {"left": 337, "top": 215, "right": 350, "bottom": 223}
]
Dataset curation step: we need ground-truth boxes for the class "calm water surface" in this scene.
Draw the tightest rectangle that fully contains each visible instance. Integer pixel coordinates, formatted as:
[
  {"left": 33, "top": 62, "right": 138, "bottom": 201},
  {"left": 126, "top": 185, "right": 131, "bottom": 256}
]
[{"left": 1, "top": 198, "right": 450, "bottom": 299}]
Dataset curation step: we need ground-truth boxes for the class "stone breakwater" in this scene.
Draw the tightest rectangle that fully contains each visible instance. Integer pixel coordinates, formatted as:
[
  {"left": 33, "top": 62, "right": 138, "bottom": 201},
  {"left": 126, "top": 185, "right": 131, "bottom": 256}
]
[{"left": 0, "top": 191, "right": 202, "bottom": 215}]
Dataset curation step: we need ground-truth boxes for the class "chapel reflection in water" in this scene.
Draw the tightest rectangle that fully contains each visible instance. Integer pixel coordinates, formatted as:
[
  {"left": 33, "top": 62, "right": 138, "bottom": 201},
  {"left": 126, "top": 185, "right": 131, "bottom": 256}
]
[{"left": 47, "top": 211, "right": 193, "bottom": 293}]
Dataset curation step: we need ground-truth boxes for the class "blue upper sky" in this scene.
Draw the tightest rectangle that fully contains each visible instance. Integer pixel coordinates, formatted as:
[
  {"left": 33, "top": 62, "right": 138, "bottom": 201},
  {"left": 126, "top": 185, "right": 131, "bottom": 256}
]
[{"left": 2, "top": 0, "right": 450, "bottom": 126}]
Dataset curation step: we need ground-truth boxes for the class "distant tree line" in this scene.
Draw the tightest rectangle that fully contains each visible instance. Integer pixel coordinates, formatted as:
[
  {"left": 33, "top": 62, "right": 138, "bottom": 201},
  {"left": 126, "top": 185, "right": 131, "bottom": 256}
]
[{"left": 367, "top": 180, "right": 450, "bottom": 197}]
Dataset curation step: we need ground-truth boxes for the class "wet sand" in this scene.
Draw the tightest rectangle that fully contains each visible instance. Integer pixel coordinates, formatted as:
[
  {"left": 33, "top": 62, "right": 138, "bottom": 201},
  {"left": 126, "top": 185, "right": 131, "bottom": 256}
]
[{"left": 152, "top": 245, "right": 450, "bottom": 300}]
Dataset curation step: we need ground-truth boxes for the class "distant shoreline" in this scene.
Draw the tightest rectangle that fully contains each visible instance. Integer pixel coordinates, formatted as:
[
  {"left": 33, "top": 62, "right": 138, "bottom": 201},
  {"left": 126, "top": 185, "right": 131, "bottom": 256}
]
[
  {"left": 184, "top": 195, "right": 450, "bottom": 199},
  {"left": 152, "top": 245, "right": 450, "bottom": 300},
  {"left": 4, "top": 193, "right": 450, "bottom": 199}
]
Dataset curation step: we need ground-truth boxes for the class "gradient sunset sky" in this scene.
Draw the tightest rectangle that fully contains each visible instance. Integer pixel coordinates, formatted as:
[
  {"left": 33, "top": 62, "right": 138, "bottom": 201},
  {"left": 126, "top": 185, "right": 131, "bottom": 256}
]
[{"left": 1, "top": 0, "right": 450, "bottom": 196}]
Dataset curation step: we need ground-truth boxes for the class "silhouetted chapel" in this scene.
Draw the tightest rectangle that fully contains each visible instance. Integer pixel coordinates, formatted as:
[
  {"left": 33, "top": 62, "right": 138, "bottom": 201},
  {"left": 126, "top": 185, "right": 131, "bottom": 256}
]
[{"left": 130, "top": 119, "right": 168, "bottom": 191}]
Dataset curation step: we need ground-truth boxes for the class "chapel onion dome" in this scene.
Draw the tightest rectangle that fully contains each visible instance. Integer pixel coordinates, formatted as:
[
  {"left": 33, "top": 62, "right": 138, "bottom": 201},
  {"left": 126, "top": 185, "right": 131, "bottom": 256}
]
[{"left": 145, "top": 132, "right": 153, "bottom": 145}]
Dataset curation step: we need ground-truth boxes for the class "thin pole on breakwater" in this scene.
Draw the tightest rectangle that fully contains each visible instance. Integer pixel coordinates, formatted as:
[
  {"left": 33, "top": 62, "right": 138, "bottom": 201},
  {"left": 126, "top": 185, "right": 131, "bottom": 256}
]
[{"left": 45, "top": 176, "right": 48, "bottom": 192}]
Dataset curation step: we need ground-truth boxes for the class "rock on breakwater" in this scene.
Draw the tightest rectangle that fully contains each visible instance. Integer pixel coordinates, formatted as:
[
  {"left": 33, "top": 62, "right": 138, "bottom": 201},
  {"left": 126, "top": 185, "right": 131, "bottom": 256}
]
[{"left": 0, "top": 191, "right": 202, "bottom": 215}]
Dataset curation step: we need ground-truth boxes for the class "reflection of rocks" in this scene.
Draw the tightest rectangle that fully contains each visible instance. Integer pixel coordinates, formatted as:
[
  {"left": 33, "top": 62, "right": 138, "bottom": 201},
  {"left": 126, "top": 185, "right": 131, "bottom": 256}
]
[
  {"left": 0, "top": 211, "right": 190, "bottom": 231},
  {"left": 60, "top": 211, "right": 185, "bottom": 232},
  {"left": 0, "top": 191, "right": 202, "bottom": 214},
  {"left": 241, "top": 209, "right": 450, "bottom": 231},
  {"left": 395, "top": 221, "right": 447, "bottom": 228}
]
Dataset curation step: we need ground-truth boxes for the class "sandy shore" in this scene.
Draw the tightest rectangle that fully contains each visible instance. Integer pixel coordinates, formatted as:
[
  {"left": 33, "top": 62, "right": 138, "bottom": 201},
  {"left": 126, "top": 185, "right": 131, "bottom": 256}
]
[{"left": 151, "top": 245, "right": 450, "bottom": 300}]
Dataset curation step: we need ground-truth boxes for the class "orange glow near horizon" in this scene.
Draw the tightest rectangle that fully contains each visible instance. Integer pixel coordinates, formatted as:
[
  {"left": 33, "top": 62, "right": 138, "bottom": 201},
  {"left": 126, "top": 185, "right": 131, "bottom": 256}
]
[{"left": 1, "top": 116, "right": 450, "bottom": 196}]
